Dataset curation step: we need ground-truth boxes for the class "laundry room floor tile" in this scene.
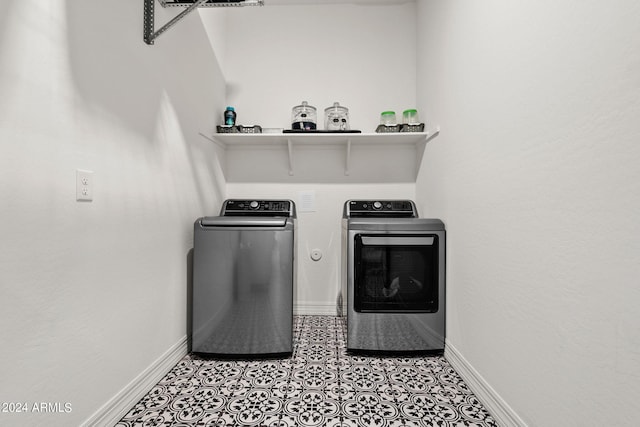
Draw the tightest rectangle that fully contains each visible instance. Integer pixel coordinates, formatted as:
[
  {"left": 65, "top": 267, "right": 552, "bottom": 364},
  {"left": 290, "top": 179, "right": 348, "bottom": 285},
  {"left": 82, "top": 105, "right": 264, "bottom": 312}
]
[{"left": 117, "top": 315, "right": 498, "bottom": 427}]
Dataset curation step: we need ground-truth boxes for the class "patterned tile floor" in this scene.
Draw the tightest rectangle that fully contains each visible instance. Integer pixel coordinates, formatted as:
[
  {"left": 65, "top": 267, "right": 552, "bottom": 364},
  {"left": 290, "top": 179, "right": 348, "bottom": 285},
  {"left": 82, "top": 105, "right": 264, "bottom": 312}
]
[{"left": 117, "top": 316, "right": 498, "bottom": 427}]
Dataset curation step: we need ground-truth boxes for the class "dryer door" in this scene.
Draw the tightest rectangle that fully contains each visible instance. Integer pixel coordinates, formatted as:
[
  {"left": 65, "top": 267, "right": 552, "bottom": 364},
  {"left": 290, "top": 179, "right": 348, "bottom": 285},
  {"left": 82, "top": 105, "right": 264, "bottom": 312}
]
[{"left": 354, "top": 234, "right": 439, "bottom": 313}]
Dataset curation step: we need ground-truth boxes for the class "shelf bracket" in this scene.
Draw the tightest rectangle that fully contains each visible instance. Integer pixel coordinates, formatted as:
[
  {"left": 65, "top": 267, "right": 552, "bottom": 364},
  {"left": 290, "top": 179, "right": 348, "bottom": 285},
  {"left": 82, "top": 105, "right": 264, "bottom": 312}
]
[
  {"left": 144, "top": 0, "right": 208, "bottom": 45},
  {"left": 287, "top": 139, "right": 294, "bottom": 176},
  {"left": 345, "top": 139, "right": 352, "bottom": 176},
  {"left": 144, "top": 0, "right": 264, "bottom": 45}
]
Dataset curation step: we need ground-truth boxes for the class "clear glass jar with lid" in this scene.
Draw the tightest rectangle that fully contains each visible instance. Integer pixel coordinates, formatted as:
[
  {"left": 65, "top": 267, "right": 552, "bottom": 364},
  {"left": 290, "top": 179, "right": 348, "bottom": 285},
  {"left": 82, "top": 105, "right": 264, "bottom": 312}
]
[
  {"left": 324, "top": 102, "right": 350, "bottom": 131},
  {"left": 380, "top": 111, "right": 397, "bottom": 126},
  {"left": 402, "top": 109, "right": 420, "bottom": 125},
  {"left": 291, "top": 101, "right": 317, "bottom": 130}
]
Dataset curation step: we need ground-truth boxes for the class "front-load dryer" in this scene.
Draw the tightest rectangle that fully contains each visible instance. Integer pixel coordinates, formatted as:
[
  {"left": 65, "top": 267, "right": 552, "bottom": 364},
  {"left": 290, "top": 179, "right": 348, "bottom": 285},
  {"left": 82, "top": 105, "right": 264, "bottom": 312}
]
[{"left": 342, "top": 200, "right": 445, "bottom": 353}]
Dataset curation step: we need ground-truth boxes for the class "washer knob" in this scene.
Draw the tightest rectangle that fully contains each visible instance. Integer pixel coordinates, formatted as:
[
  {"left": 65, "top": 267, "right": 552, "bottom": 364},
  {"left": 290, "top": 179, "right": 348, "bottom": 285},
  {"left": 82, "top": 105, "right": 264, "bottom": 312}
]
[
  {"left": 373, "top": 201, "right": 382, "bottom": 210},
  {"left": 249, "top": 201, "right": 259, "bottom": 209}
]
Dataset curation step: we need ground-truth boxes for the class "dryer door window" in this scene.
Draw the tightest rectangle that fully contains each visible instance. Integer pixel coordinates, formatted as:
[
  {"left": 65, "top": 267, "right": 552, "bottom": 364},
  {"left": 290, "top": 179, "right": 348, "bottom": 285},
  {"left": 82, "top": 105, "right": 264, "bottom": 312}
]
[{"left": 354, "top": 234, "right": 439, "bottom": 313}]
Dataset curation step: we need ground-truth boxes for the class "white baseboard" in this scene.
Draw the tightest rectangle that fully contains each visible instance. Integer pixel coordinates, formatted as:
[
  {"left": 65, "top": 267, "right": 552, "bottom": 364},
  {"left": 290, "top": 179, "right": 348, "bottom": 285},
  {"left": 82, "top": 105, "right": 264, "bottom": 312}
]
[
  {"left": 445, "top": 340, "right": 527, "bottom": 427},
  {"left": 81, "top": 336, "right": 188, "bottom": 427},
  {"left": 294, "top": 302, "right": 343, "bottom": 316}
]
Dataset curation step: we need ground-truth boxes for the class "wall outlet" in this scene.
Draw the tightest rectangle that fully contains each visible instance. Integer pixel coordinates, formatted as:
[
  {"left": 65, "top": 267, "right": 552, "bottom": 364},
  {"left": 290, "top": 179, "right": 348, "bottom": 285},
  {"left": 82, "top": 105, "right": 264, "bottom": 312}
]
[{"left": 76, "top": 169, "right": 94, "bottom": 202}]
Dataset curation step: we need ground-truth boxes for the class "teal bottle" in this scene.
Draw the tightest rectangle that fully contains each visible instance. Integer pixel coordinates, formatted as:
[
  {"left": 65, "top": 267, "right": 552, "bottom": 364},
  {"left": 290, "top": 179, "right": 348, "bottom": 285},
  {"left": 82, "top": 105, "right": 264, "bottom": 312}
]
[{"left": 224, "top": 106, "right": 236, "bottom": 126}]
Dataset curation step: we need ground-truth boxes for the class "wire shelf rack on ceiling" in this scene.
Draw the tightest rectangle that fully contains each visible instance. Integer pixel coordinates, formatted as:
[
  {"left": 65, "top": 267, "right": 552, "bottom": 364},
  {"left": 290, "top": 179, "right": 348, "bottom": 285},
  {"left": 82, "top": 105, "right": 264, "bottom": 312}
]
[{"left": 144, "top": 0, "right": 264, "bottom": 45}]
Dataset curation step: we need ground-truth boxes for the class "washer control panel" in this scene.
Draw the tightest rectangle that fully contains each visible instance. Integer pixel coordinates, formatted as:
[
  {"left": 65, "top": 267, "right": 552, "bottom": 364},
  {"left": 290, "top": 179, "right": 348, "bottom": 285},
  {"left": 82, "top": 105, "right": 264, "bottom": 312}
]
[
  {"left": 345, "top": 200, "right": 417, "bottom": 218},
  {"left": 221, "top": 200, "right": 295, "bottom": 217}
]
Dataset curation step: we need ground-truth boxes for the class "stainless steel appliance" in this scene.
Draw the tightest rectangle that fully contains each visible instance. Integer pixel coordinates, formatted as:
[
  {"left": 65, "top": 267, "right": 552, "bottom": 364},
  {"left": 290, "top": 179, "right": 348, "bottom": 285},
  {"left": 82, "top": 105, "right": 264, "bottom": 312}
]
[
  {"left": 342, "top": 200, "right": 445, "bottom": 353},
  {"left": 192, "top": 199, "right": 296, "bottom": 357}
]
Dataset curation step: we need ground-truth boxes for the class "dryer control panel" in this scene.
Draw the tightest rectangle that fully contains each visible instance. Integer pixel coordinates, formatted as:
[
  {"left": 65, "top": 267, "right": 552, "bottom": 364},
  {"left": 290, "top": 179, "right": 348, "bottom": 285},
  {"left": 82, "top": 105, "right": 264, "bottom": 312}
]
[{"left": 345, "top": 200, "right": 417, "bottom": 218}]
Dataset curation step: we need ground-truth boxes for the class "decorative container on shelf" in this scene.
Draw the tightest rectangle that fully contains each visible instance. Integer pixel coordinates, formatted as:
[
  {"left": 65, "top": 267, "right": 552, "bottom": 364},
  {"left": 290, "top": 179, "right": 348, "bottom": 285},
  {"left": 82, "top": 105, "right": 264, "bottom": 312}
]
[
  {"left": 400, "top": 123, "right": 425, "bottom": 132},
  {"left": 375, "top": 123, "right": 425, "bottom": 133},
  {"left": 216, "top": 125, "right": 263, "bottom": 134},
  {"left": 375, "top": 124, "right": 401, "bottom": 133}
]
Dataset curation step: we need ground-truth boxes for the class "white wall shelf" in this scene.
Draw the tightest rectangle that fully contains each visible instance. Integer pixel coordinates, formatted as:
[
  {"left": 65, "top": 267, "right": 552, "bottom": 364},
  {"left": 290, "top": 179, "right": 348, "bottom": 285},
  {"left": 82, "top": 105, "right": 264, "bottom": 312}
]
[{"left": 202, "top": 129, "right": 439, "bottom": 183}]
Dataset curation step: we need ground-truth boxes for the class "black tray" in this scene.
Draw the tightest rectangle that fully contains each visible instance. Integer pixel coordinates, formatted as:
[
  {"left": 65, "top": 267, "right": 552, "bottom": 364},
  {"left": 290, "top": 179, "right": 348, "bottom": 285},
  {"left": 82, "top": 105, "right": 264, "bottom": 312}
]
[{"left": 283, "top": 130, "right": 362, "bottom": 134}]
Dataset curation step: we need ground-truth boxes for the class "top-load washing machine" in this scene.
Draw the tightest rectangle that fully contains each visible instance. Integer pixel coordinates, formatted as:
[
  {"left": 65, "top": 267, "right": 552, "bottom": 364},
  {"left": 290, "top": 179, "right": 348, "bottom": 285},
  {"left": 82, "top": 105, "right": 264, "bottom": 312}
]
[
  {"left": 192, "top": 199, "right": 296, "bottom": 357},
  {"left": 342, "top": 200, "right": 445, "bottom": 353}
]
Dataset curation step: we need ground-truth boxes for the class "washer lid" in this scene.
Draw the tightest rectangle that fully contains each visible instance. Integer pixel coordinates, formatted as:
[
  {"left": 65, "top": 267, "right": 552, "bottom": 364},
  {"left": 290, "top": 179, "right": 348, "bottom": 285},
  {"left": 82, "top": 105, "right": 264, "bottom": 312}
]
[{"left": 200, "top": 217, "right": 289, "bottom": 227}]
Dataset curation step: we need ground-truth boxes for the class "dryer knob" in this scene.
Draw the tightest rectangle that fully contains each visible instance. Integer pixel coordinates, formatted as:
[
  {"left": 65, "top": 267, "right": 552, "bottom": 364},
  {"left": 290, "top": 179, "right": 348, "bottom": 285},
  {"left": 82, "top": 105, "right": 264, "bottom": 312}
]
[
  {"left": 373, "top": 201, "right": 382, "bottom": 210},
  {"left": 249, "top": 201, "right": 259, "bottom": 209}
]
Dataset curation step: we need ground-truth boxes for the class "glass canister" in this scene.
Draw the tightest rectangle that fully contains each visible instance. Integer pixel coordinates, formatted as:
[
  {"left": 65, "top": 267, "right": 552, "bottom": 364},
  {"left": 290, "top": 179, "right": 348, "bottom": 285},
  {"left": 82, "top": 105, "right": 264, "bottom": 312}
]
[
  {"left": 402, "top": 109, "right": 420, "bottom": 125},
  {"left": 380, "top": 111, "right": 397, "bottom": 126},
  {"left": 324, "top": 102, "right": 350, "bottom": 131},
  {"left": 291, "top": 101, "right": 317, "bottom": 131}
]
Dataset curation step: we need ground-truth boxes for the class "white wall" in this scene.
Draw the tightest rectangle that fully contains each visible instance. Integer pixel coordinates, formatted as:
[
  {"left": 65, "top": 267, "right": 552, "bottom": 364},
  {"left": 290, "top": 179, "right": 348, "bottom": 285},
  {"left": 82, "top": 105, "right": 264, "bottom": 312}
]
[
  {"left": 219, "top": 2, "right": 419, "bottom": 312},
  {"left": 200, "top": 8, "right": 228, "bottom": 78},
  {"left": 0, "top": 1, "right": 226, "bottom": 425},
  {"left": 416, "top": 1, "right": 640, "bottom": 426},
  {"left": 221, "top": 2, "right": 417, "bottom": 131}
]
